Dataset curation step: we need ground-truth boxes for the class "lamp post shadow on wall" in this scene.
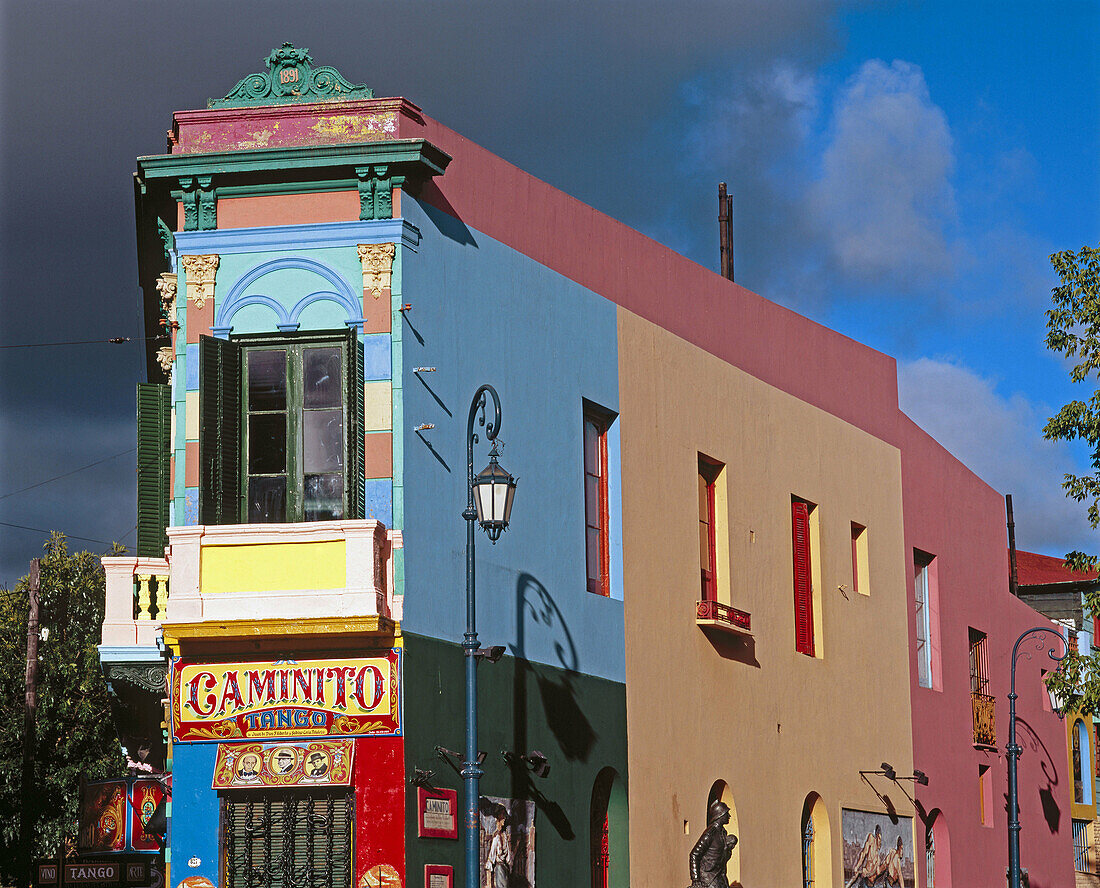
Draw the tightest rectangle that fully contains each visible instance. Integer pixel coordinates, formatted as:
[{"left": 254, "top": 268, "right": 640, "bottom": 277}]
[
  {"left": 1007, "top": 626, "right": 1067, "bottom": 888},
  {"left": 462, "top": 384, "right": 518, "bottom": 888}
]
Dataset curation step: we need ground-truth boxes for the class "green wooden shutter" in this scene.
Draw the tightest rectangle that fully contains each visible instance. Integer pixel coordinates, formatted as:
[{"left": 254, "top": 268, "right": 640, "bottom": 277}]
[
  {"left": 346, "top": 331, "right": 365, "bottom": 520},
  {"left": 136, "top": 383, "right": 171, "bottom": 557},
  {"left": 199, "top": 335, "right": 242, "bottom": 525}
]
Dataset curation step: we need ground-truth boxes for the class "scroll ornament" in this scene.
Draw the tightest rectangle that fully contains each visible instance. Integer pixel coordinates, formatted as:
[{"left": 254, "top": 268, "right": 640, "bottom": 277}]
[
  {"left": 179, "top": 255, "right": 219, "bottom": 309},
  {"left": 358, "top": 243, "right": 396, "bottom": 299},
  {"left": 156, "top": 273, "right": 178, "bottom": 325}
]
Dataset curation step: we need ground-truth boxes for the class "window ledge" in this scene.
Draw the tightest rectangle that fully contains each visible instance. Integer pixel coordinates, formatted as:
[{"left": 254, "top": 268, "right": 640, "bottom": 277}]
[{"left": 696, "top": 600, "right": 752, "bottom": 636}]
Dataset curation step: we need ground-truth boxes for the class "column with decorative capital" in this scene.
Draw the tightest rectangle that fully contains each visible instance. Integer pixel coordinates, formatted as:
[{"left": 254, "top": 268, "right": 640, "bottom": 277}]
[{"left": 358, "top": 243, "right": 395, "bottom": 333}]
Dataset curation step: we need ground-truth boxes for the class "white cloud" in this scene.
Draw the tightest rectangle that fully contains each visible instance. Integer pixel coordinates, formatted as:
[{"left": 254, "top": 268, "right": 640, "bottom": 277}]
[
  {"left": 809, "top": 60, "right": 957, "bottom": 287},
  {"left": 898, "top": 357, "right": 1094, "bottom": 556}
]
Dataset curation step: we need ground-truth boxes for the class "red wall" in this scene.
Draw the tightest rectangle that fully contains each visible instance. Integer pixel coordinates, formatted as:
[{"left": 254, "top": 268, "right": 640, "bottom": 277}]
[{"left": 353, "top": 737, "right": 405, "bottom": 887}]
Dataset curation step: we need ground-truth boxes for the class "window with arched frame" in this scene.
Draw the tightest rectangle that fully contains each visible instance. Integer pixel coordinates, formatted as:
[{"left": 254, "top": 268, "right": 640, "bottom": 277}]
[
  {"left": 800, "top": 793, "right": 831, "bottom": 888},
  {"left": 923, "top": 808, "right": 950, "bottom": 888}
]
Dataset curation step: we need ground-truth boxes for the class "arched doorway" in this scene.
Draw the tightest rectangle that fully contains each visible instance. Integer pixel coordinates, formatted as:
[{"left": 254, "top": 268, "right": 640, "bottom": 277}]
[
  {"left": 800, "top": 793, "right": 831, "bottom": 888},
  {"left": 591, "top": 768, "right": 628, "bottom": 888},
  {"left": 707, "top": 780, "right": 740, "bottom": 883}
]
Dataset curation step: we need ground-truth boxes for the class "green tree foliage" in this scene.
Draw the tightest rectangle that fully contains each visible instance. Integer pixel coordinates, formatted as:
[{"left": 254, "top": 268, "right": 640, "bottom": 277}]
[
  {"left": 1042, "top": 244, "right": 1100, "bottom": 715},
  {"left": 1044, "top": 243, "right": 1100, "bottom": 570},
  {"left": 0, "top": 533, "right": 125, "bottom": 882}
]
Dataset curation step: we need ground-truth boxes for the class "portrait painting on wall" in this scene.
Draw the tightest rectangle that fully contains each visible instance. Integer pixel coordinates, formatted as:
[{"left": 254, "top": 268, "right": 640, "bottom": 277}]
[
  {"left": 478, "top": 796, "right": 535, "bottom": 888},
  {"left": 841, "top": 809, "right": 914, "bottom": 887}
]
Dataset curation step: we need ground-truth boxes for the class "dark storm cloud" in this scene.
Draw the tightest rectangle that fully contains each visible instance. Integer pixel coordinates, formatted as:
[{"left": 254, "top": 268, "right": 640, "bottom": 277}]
[{"left": 0, "top": 0, "right": 840, "bottom": 584}]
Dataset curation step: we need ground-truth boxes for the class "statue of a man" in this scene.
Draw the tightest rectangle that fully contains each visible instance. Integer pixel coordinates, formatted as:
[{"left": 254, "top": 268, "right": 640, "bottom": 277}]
[{"left": 688, "top": 800, "right": 738, "bottom": 888}]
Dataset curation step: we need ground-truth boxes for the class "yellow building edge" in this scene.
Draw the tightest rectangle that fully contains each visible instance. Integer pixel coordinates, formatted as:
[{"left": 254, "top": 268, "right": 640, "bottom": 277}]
[{"left": 162, "top": 616, "right": 400, "bottom": 656}]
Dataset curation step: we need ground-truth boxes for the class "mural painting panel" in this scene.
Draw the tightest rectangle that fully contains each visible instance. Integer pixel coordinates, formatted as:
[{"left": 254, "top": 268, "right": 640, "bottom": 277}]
[{"left": 841, "top": 809, "right": 914, "bottom": 887}]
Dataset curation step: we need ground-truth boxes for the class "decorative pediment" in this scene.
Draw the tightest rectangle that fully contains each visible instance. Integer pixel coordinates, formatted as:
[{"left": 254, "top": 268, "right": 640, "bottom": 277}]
[{"left": 210, "top": 43, "right": 373, "bottom": 109}]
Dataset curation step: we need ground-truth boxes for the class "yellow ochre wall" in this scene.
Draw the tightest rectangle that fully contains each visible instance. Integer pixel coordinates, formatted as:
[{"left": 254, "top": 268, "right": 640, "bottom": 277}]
[
  {"left": 200, "top": 541, "right": 346, "bottom": 594},
  {"left": 617, "top": 310, "right": 915, "bottom": 887}
]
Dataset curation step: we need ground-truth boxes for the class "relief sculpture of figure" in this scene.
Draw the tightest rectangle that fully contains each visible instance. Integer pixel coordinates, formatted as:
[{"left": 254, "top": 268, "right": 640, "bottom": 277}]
[{"left": 688, "top": 800, "right": 738, "bottom": 888}]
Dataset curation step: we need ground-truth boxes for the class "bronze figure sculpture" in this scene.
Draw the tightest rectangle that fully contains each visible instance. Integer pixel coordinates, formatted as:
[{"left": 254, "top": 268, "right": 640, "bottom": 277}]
[{"left": 688, "top": 800, "right": 738, "bottom": 888}]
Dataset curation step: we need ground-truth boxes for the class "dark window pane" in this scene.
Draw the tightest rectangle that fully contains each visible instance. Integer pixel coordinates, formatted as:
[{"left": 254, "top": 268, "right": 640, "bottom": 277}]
[
  {"left": 247, "top": 350, "right": 286, "bottom": 411},
  {"left": 586, "top": 527, "right": 601, "bottom": 578},
  {"left": 303, "top": 408, "right": 344, "bottom": 473},
  {"left": 583, "top": 418, "right": 599, "bottom": 473},
  {"left": 304, "top": 347, "right": 342, "bottom": 408},
  {"left": 304, "top": 474, "right": 344, "bottom": 521},
  {"left": 249, "top": 413, "right": 286, "bottom": 474},
  {"left": 248, "top": 476, "right": 286, "bottom": 523},
  {"left": 585, "top": 474, "right": 600, "bottom": 524}
]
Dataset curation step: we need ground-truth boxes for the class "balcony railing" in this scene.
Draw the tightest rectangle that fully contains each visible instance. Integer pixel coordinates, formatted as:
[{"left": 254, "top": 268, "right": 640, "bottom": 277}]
[
  {"left": 971, "top": 692, "right": 997, "bottom": 748},
  {"left": 101, "top": 557, "right": 171, "bottom": 647},
  {"left": 101, "top": 520, "right": 402, "bottom": 650},
  {"left": 696, "top": 599, "right": 752, "bottom": 635}
]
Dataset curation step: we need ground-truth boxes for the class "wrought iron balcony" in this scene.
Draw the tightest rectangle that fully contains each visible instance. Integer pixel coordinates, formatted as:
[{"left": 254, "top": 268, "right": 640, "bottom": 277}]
[
  {"left": 972, "top": 692, "right": 997, "bottom": 748},
  {"left": 696, "top": 599, "right": 752, "bottom": 635}
]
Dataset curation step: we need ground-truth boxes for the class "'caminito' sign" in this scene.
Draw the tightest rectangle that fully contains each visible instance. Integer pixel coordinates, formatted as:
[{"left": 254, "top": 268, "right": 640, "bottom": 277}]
[{"left": 170, "top": 652, "right": 400, "bottom": 742}]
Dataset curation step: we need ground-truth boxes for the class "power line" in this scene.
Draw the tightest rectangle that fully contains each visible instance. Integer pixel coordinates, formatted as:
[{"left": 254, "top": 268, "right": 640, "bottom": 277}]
[
  {"left": 0, "top": 448, "right": 137, "bottom": 500},
  {"left": 0, "top": 521, "right": 119, "bottom": 546},
  {"left": 0, "top": 335, "right": 169, "bottom": 350}
]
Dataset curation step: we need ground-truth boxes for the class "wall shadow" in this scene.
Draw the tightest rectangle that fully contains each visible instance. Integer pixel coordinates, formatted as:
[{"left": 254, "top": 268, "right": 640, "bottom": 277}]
[
  {"left": 414, "top": 429, "right": 450, "bottom": 472},
  {"left": 512, "top": 573, "right": 596, "bottom": 764},
  {"left": 701, "top": 626, "right": 760, "bottom": 667},
  {"left": 414, "top": 371, "right": 452, "bottom": 416},
  {"left": 1015, "top": 717, "right": 1062, "bottom": 835},
  {"left": 417, "top": 182, "right": 479, "bottom": 247}
]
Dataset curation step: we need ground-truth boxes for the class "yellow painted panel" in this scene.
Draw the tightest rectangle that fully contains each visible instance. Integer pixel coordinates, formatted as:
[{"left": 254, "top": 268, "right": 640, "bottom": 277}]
[
  {"left": 364, "top": 381, "right": 392, "bottom": 431},
  {"left": 201, "top": 541, "right": 346, "bottom": 593},
  {"left": 185, "top": 392, "right": 199, "bottom": 441}
]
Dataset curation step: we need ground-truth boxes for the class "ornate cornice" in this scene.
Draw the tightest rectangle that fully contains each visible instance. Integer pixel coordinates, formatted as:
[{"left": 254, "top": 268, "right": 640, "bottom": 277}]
[
  {"left": 156, "top": 347, "right": 174, "bottom": 378},
  {"left": 104, "top": 663, "right": 168, "bottom": 696},
  {"left": 179, "top": 254, "right": 219, "bottom": 309},
  {"left": 210, "top": 44, "right": 373, "bottom": 109},
  {"left": 358, "top": 243, "right": 395, "bottom": 299}
]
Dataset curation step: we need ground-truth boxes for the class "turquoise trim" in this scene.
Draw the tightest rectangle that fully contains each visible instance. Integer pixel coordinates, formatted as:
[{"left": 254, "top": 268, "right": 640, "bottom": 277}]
[
  {"left": 97, "top": 645, "right": 164, "bottom": 664},
  {"left": 391, "top": 242, "right": 404, "bottom": 535},
  {"left": 215, "top": 256, "right": 360, "bottom": 331},
  {"left": 175, "top": 219, "right": 420, "bottom": 255}
]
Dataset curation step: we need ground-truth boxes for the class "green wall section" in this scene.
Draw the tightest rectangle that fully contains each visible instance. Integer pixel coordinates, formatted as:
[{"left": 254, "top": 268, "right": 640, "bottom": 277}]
[{"left": 401, "top": 633, "right": 629, "bottom": 885}]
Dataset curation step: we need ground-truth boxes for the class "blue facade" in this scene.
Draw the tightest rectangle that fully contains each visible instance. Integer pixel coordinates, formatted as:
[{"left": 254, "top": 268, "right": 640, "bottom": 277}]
[{"left": 398, "top": 198, "right": 626, "bottom": 683}]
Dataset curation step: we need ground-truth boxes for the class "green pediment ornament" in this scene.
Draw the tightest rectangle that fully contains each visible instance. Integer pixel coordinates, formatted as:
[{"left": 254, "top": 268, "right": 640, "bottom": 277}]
[{"left": 209, "top": 43, "right": 373, "bottom": 108}]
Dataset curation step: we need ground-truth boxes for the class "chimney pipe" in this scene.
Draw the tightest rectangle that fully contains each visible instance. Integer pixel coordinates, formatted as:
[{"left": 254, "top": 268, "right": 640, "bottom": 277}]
[{"left": 718, "top": 182, "right": 734, "bottom": 282}]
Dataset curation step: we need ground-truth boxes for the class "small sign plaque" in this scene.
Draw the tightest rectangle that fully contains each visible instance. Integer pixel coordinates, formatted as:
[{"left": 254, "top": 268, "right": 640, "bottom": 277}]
[
  {"left": 417, "top": 787, "right": 458, "bottom": 840},
  {"left": 424, "top": 866, "right": 452, "bottom": 888}
]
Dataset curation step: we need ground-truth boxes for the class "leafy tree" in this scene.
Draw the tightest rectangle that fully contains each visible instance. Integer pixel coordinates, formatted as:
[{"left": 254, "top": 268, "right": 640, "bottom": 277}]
[
  {"left": 1042, "top": 244, "right": 1100, "bottom": 714},
  {"left": 0, "top": 533, "right": 125, "bottom": 883},
  {"left": 1044, "top": 243, "right": 1100, "bottom": 571}
]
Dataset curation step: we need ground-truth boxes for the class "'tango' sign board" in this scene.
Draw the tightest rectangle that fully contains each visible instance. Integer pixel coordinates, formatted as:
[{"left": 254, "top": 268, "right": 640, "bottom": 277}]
[{"left": 171, "top": 652, "right": 400, "bottom": 741}]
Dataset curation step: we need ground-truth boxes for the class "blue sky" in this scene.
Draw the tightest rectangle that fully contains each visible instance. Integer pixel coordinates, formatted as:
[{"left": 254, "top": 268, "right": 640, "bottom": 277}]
[{"left": 0, "top": 0, "right": 1096, "bottom": 584}]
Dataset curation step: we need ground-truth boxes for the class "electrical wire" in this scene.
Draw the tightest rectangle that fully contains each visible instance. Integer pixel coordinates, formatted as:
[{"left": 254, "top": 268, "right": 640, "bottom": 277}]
[
  {"left": 0, "top": 521, "right": 119, "bottom": 546},
  {"left": 0, "top": 335, "right": 169, "bottom": 350},
  {"left": 0, "top": 448, "right": 137, "bottom": 500}
]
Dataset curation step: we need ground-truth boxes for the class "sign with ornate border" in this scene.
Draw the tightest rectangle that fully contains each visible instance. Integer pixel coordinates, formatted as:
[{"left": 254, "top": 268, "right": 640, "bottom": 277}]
[
  {"left": 77, "top": 780, "right": 127, "bottom": 853},
  {"left": 129, "top": 779, "right": 165, "bottom": 852},
  {"left": 417, "top": 787, "right": 458, "bottom": 839},
  {"left": 212, "top": 739, "right": 354, "bottom": 788},
  {"left": 423, "top": 866, "right": 453, "bottom": 888},
  {"left": 171, "top": 651, "right": 401, "bottom": 742}
]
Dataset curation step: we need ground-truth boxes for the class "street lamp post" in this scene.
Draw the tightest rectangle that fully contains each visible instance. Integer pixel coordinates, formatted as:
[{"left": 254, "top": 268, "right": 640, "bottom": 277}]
[
  {"left": 1007, "top": 626, "right": 1067, "bottom": 888},
  {"left": 462, "top": 384, "right": 517, "bottom": 888}
]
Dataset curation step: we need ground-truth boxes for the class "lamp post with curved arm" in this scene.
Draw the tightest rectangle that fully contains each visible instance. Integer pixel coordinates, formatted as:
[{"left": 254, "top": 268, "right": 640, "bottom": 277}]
[
  {"left": 1007, "top": 627, "right": 1067, "bottom": 888},
  {"left": 462, "top": 384, "right": 517, "bottom": 888}
]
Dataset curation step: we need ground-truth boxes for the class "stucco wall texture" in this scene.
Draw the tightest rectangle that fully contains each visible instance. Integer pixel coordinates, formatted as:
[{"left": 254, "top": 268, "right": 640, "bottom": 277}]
[{"left": 617, "top": 309, "right": 914, "bottom": 887}]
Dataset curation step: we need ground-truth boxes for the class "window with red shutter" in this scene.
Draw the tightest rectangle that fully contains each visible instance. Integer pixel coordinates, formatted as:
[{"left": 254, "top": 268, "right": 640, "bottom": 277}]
[
  {"left": 792, "top": 499, "right": 815, "bottom": 656},
  {"left": 699, "top": 457, "right": 721, "bottom": 601},
  {"left": 584, "top": 405, "right": 612, "bottom": 596}
]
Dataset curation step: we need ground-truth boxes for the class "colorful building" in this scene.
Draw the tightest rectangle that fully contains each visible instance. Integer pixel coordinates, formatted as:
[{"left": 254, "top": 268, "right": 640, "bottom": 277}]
[{"left": 99, "top": 46, "right": 1071, "bottom": 888}]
